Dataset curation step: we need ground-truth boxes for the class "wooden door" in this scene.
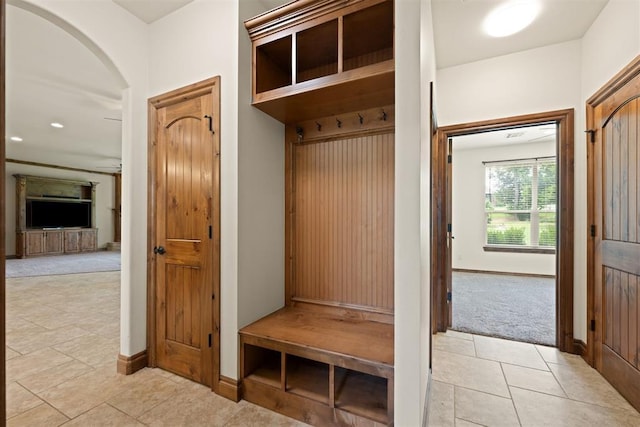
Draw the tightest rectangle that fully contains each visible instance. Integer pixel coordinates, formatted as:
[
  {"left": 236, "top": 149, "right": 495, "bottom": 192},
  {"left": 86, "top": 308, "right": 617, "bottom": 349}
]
[
  {"left": 446, "top": 137, "right": 453, "bottom": 327},
  {"left": 65, "top": 230, "right": 80, "bottom": 253},
  {"left": 591, "top": 64, "right": 640, "bottom": 411},
  {"left": 152, "top": 81, "right": 220, "bottom": 387},
  {"left": 80, "top": 229, "right": 96, "bottom": 252},
  {"left": 45, "top": 230, "right": 64, "bottom": 254},
  {"left": 26, "top": 231, "right": 45, "bottom": 256}
]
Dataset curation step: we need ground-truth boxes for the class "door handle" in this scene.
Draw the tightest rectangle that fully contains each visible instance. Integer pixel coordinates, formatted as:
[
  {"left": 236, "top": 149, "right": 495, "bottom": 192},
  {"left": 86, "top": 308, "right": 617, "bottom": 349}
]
[{"left": 153, "top": 246, "right": 166, "bottom": 255}]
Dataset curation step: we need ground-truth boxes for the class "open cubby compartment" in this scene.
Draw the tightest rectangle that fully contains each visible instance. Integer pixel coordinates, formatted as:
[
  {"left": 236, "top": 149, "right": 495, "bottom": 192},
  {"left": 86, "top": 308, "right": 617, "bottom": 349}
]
[
  {"left": 255, "top": 35, "right": 292, "bottom": 94},
  {"left": 296, "top": 19, "right": 338, "bottom": 83},
  {"left": 335, "top": 367, "right": 389, "bottom": 424},
  {"left": 285, "top": 354, "right": 329, "bottom": 404},
  {"left": 343, "top": 0, "right": 394, "bottom": 71},
  {"left": 243, "top": 344, "right": 281, "bottom": 388}
]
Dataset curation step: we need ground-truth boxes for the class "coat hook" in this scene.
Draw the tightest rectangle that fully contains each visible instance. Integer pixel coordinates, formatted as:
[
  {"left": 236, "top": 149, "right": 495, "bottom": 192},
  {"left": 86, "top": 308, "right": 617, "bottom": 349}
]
[
  {"left": 316, "top": 121, "right": 322, "bottom": 131},
  {"left": 336, "top": 118, "right": 342, "bottom": 128},
  {"left": 382, "top": 109, "right": 387, "bottom": 121},
  {"left": 358, "top": 113, "right": 364, "bottom": 125}
]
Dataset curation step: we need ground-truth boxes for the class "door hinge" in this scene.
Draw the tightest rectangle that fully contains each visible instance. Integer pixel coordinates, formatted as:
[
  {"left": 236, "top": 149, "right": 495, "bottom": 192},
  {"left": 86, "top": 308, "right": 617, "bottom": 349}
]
[
  {"left": 590, "top": 224, "right": 596, "bottom": 237},
  {"left": 447, "top": 223, "right": 452, "bottom": 233},
  {"left": 590, "top": 319, "right": 596, "bottom": 332},
  {"left": 209, "top": 225, "right": 212, "bottom": 239},
  {"left": 447, "top": 291, "right": 452, "bottom": 302},
  {"left": 208, "top": 333, "right": 212, "bottom": 348},
  {"left": 447, "top": 154, "right": 452, "bottom": 164},
  {"left": 585, "top": 129, "right": 596, "bottom": 143}
]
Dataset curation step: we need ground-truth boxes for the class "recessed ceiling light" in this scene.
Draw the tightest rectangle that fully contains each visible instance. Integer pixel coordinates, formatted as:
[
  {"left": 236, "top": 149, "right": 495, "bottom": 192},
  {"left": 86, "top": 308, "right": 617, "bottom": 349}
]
[
  {"left": 51, "top": 122, "right": 64, "bottom": 128},
  {"left": 483, "top": 0, "right": 540, "bottom": 38},
  {"left": 10, "top": 136, "right": 23, "bottom": 142}
]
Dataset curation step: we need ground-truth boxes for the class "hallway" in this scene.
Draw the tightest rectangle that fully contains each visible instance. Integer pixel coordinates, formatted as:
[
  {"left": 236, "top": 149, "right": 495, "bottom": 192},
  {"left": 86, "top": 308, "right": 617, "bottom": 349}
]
[{"left": 430, "top": 331, "right": 640, "bottom": 426}]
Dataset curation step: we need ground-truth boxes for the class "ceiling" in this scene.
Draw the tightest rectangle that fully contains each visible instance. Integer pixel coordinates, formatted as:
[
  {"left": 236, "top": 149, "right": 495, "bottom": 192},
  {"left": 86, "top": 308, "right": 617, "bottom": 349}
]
[
  {"left": 453, "top": 124, "right": 556, "bottom": 151},
  {"left": 4, "top": 0, "right": 609, "bottom": 172},
  {"left": 432, "top": 0, "right": 608, "bottom": 68}
]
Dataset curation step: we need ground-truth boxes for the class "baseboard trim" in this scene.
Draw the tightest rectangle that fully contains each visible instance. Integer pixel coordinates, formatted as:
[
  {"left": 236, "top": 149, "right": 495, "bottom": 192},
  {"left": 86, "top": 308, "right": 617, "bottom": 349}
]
[
  {"left": 422, "top": 368, "right": 432, "bottom": 427},
  {"left": 218, "top": 376, "right": 240, "bottom": 402},
  {"left": 452, "top": 268, "right": 554, "bottom": 279},
  {"left": 117, "top": 350, "right": 148, "bottom": 375},
  {"left": 573, "top": 339, "right": 587, "bottom": 358}
]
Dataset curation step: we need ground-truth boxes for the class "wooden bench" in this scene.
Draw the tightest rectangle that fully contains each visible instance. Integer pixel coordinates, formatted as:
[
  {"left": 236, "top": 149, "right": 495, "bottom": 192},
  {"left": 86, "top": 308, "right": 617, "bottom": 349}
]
[{"left": 239, "top": 306, "right": 394, "bottom": 426}]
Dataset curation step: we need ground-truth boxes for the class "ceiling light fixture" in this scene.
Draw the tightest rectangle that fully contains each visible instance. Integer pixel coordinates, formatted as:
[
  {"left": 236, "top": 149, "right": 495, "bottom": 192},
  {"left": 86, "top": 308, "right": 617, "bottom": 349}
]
[
  {"left": 50, "top": 122, "right": 64, "bottom": 128},
  {"left": 10, "top": 136, "right": 23, "bottom": 142},
  {"left": 483, "top": 0, "right": 540, "bottom": 38}
]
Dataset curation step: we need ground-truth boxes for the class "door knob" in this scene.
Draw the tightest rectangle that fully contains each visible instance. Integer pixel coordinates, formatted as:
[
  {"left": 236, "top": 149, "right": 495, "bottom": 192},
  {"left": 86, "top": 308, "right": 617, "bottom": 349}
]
[{"left": 154, "top": 246, "right": 166, "bottom": 255}]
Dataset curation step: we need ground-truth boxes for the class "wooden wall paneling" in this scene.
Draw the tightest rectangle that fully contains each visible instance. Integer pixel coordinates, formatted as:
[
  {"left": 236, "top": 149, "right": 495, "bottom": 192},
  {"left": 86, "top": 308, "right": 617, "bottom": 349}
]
[
  {"left": 286, "top": 123, "right": 394, "bottom": 314},
  {"left": 1, "top": 0, "right": 6, "bottom": 420},
  {"left": 290, "top": 130, "right": 394, "bottom": 313}
]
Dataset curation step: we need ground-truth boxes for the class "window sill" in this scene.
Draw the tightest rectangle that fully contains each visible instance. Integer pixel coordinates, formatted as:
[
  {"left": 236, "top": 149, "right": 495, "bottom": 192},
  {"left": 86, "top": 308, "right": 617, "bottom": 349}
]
[{"left": 483, "top": 245, "right": 556, "bottom": 254}]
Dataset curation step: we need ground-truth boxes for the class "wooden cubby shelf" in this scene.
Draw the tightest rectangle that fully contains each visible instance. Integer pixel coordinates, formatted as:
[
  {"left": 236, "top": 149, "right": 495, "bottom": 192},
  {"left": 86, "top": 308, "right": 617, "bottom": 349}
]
[
  {"left": 245, "top": 0, "right": 394, "bottom": 123},
  {"left": 243, "top": 1, "right": 395, "bottom": 424},
  {"left": 240, "top": 307, "right": 394, "bottom": 425}
]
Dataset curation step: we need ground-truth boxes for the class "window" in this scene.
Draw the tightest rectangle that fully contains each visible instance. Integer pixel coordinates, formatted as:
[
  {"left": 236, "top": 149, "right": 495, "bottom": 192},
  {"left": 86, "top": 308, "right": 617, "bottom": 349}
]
[{"left": 484, "top": 157, "right": 556, "bottom": 251}]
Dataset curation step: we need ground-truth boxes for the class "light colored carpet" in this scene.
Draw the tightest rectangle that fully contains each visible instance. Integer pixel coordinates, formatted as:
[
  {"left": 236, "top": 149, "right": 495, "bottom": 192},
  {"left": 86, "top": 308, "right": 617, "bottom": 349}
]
[
  {"left": 451, "top": 271, "right": 556, "bottom": 346},
  {"left": 6, "top": 251, "right": 121, "bottom": 278}
]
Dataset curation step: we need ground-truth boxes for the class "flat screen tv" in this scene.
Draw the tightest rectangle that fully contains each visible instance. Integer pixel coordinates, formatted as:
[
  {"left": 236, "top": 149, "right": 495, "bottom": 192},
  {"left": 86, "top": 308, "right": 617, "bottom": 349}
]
[{"left": 26, "top": 200, "right": 91, "bottom": 229}]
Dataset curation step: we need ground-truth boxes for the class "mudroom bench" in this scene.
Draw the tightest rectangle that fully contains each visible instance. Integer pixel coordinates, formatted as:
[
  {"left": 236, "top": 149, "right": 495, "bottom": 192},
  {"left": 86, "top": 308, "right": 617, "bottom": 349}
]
[{"left": 239, "top": 306, "right": 394, "bottom": 425}]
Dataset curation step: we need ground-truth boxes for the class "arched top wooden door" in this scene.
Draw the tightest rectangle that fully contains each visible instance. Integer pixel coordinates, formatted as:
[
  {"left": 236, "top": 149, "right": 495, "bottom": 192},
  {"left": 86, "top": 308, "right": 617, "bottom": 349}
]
[{"left": 590, "top": 58, "right": 640, "bottom": 411}]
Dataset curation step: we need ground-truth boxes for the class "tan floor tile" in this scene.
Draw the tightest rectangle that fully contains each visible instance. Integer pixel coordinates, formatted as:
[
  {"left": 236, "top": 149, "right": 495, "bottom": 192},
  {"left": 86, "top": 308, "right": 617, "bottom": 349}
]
[
  {"left": 7, "top": 382, "right": 44, "bottom": 419},
  {"left": 548, "top": 361, "right": 635, "bottom": 411},
  {"left": 455, "top": 419, "right": 483, "bottom": 426},
  {"left": 64, "top": 403, "right": 144, "bottom": 426},
  {"left": 138, "top": 381, "right": 244, "bottom": 425},
  {"left": 17, "top": 360, "right": 94, "bottom": 394},
  {"left": 474, "top": 335, "right": 548, "bottom": 370},
  {"left": 5, "top": 316, "right": 40, "bottom": 333},
  {"left": 502, "top": 363, "right": 566, "bottom": 398},
  {"left": 433, "top": 350, "right": 510, "bottom": 398},
  {"left": 454, "top": 386, "right": 520, "bottom": 427},
  {"left": 444, "top": 330, "right": 474, "bottom": 341},
  {"left": 511, "top": 386, "right": 640, "bottom": 427},
  {"left": 107, "top": 368, "right": 181, "bottom": 418},
  {"left": 535, "top": 344, "right": 584, "bottom": 366},
  {"left": 427, "top": 380, "right": 454, "bottom": 427},
  {"left": 6, "top": 348, "right": 73, "bottom": 382},
  {"left": 52, "top": 333, "right": 119, "bottom": 367},
  {"left": 434, "top": 334, "right": 476, "bottom": 357},
  {"left": 37, "top": 364, "right": 125, "bottom": 419},
  {"left": 8, "top": 325, "right": 90, "bottom": 354},
  {"left": 7, "top": 403, "right": 68, "bottom": 427},
  {"left": 225, "top": 401, "right": 310, "bottom": 426},
  {"left": 5, "top": 346, "right": 20, "bottom": 360}
]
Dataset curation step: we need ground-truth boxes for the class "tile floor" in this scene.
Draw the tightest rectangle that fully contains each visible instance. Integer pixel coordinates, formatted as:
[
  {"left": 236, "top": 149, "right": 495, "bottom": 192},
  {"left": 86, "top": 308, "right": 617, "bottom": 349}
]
[
  {"left": 429, "top": 330, "right": 640, "bottom": 426},
  {"left": 5, "top": 271, "right": 306, "bottom": 426},
  {"left": 7, "top": 271, "right": 640, "bottom": 426}
]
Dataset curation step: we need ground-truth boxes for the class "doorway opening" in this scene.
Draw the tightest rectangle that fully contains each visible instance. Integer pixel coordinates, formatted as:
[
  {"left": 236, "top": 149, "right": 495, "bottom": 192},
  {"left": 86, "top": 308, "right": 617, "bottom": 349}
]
[
  {"left": 431, "top": 109, "right": 576, "bottom": 353},
  {"left": 450, "top": 124, "right": 557, "bottom": 345}
]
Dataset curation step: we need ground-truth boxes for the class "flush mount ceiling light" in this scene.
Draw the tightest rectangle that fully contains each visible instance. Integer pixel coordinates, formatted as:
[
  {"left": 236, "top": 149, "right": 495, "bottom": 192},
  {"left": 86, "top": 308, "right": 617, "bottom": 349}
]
[
  {"left": 483, "top": 0, "right": 540, "bottom": 38},
  {"left": 10, "top": 136, "right": 23, "bottom": 142},
  {"left": 50, "top": 122, "right": 64, "bottom": 128}
]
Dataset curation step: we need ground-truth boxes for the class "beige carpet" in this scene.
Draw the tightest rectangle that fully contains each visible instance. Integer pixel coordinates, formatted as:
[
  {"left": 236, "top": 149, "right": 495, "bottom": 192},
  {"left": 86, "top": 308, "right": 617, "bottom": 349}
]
[{"left": 6, "top": 251, "right": 121, "bottom": 278}]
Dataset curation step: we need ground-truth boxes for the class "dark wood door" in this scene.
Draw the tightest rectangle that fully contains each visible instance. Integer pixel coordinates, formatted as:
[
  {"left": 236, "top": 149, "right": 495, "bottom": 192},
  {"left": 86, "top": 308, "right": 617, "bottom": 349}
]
[
  {"left": 593, "top": 70, "right": 640, "bottom": 411},
  {"left": 154, "top": 89, "right": 217, "bottom": 386},
  {"left": 446, "top": 137, "right": 453, "bottom": 327}
]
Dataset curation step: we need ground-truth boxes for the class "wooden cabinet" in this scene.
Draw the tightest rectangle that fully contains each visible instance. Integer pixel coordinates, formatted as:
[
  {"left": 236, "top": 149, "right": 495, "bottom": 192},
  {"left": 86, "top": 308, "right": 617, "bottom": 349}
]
[
  {"left": 243, "top": 1, "right": 395, "bottom": 424},
  {"left": 245, "top": 0, "right": 394, "bottom": 123},
  {"left": 14, "top": 174, "right": 99, "bottom": 258}
]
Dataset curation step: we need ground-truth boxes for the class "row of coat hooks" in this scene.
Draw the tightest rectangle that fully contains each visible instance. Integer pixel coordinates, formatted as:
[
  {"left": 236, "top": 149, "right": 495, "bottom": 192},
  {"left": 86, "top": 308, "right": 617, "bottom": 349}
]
[{"left": 296, "top": 109, "right": 389, "bottom": 141}]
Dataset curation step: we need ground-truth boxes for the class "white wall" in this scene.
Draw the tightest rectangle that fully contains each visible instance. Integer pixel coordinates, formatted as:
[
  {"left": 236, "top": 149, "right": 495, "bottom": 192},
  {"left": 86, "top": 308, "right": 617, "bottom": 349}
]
[
  {"left": 5, "top": 163, "right": 116, "bottom": 255},
  {"left": 149, "top": 0, "right": 240, "bottom": 378},
  {"left": 396, "top": 0, "right": 435, "bottom": 424},
  {"left": 452, "top": 141, "right": 556, "bottom": 276},
  {"left": 237, "top": 1, "right": 285, "bottom": 330},
  {"left": 579, "top": 0, "right": 640, "bottom": 346},
  {"left": 17, "top": 0, "right": 150, "bottom": 357}
]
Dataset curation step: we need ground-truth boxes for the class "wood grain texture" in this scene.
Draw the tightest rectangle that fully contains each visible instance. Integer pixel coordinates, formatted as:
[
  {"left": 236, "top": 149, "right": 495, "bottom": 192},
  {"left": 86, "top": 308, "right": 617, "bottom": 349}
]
[
  {"left": 149, "top": 77, "right": 221, "bottom": 391},
  {"left": 116, "top": 350, "right": 148, "bottom": 375},
  {"left": 292, "top": 132, "right": 394, "bottom": 312},
  {"left": 1, "top": 0, "right": 6, "bottom": 420},
  {"left": 588, "top": 57, "right": 640, "bottom": 411}
]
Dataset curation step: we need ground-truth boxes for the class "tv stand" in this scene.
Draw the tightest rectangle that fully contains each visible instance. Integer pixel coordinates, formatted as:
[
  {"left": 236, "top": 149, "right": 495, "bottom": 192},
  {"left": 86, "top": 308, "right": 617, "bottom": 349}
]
[{"left": 14, "top": 175, "right": 98, "bottom": 258}]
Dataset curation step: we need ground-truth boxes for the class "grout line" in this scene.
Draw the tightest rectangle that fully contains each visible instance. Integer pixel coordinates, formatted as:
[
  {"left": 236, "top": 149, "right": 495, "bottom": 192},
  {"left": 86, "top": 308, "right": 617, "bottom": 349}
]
[
  {"left": 5, "top": 401, "right": 46, "bottom": 422},
  {"left": 499, "top": 363, "right": 523, "bottom": 426}
]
